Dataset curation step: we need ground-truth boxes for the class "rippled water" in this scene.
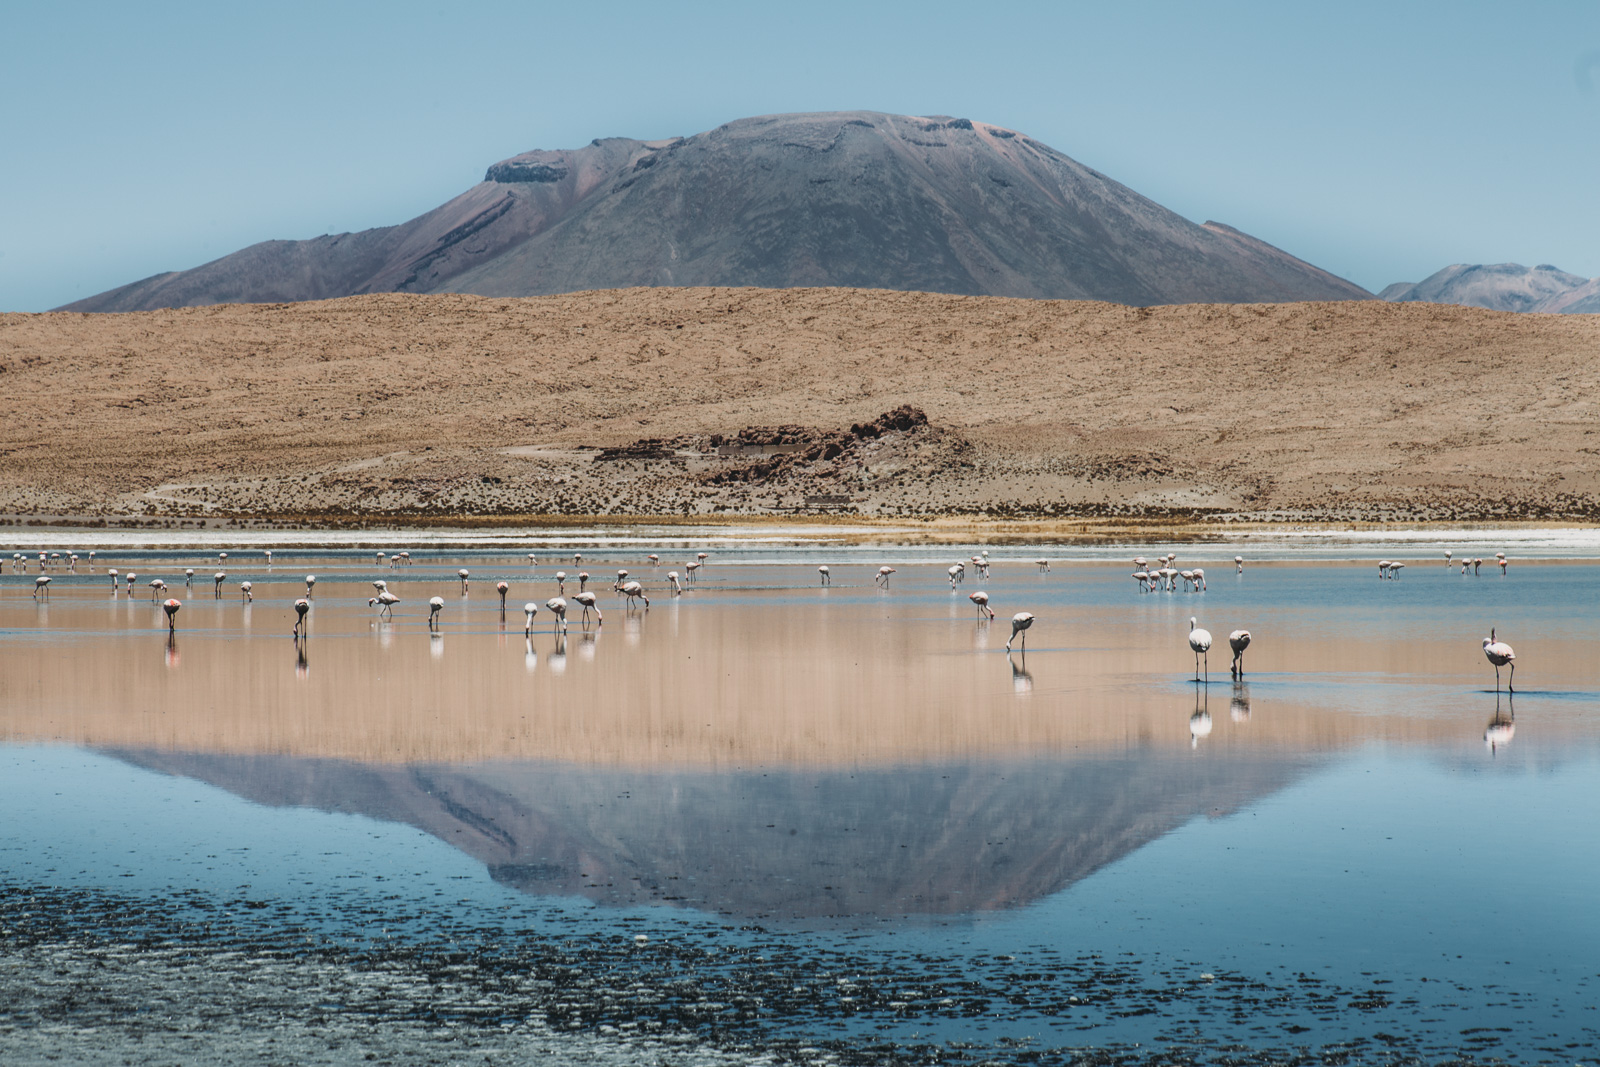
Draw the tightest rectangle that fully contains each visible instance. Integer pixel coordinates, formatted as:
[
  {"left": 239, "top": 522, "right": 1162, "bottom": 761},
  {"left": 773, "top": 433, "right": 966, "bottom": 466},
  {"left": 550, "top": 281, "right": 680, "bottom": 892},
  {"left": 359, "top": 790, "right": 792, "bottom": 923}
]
[{"left": 3, "top": 543, "right": 1598, "bottom": 1063}]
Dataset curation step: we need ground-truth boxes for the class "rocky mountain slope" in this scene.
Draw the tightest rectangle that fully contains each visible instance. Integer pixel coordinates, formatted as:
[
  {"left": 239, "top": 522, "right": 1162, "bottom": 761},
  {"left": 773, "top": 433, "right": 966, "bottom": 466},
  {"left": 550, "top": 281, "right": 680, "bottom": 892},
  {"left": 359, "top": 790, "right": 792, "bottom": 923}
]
[
  {"left": 1381, "top": 262, "right": 1600, "bottom": 312},
  {"left": 59, "top": 112, "right": 1371, "bottom": 312}
]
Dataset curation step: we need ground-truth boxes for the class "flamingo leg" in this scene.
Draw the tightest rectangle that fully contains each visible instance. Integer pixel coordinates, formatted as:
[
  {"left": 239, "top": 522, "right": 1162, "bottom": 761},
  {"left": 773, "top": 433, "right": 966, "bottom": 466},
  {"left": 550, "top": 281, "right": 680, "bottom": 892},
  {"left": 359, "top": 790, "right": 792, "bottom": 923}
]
[{"left": 1508, "top": 662, "right": 1515, "bottom": 693}]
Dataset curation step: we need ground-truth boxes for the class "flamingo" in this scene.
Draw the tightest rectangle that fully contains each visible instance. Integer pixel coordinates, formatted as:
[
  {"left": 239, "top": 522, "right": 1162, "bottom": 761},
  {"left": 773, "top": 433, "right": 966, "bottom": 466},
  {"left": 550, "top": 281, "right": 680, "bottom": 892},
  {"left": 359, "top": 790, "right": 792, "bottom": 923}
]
[
  {"left": 523, "top": 602, "right": 538, "bottom": 636},
  {"left": 1390, "top": 562, "right": 1404, "bottom": 579},
  {"left": 293, "top": 598, "right": 310, "bottom": 636},
  {"left": 818, "top": 565, "right": 830, "bottom": 586},
  {"left": 875, "top": 566, "right": 896, "bottom": 587},
  {"left": 1188, "top": 617, "right": 1213, "bottom": 681},
  {"left": 619, "top": 580, "right": 650, "bottom": 608},
  {"left": 497, "top": 581, "right": 510, "bottom": 615},
  {"left": 1036, "top": 559, "right": 1050, "bottom": 573},
  {"left": 305, "top": 575, "right": 316, "bottom": 597},
  {"left": 948, "top": 565, "right": 963, "bottom": 588},
  {"left": 1133, "top": 557, "right": 1148, "bottom": 571},
  {"left": 697, "top": 552, "right": 708, "bottom": 566},
  {"left": 368, "top": 591, "right": 400, "bottom": 618},
  {"left": 555, "top": 571, "right": 567, "bottom": 594},
  {"left": 184, "top": 568, "right": 194, "bottom": 586},
  {"left": 1482, "top": 629, "right": 1515, "bottom": 692},
  {"left": 399, "top": 551, "right": 411, "bottom": 566},
  {"left": 968, "top": 591, "right": 995, "bottom": 620},
  {"left": 108, "top": 568, "right": 119, "bottom": 590},
  {"left": 1192, "top": 567, "right": 1206, "bottom": 591},
  {"left": 372, "top": 579, "right": 388, "bottom": 596},
  {"left": 667, "top": 571, "right": 683, "bottom": 595},
  {"left": 614, "top": 569, "right": 629, "bottom": 590},
  {"left": 33, "top": 575, "right": 51, "bottom": 600},
  {"left": 219, "top": 552, "right": 228, "bottom": 564},
  {"left": 572, "top": 591, "right": 602, "bottom": 625},
  {"left": 375, "top": 551, "right": 385, "bottom": 566},
  {"left": 685, "top": 561, "right": 701, "bottom": 583},
  {"left": 1132, "top": 569, "right": 1151, "bottom": 592},
  {"left": 264, "top": 550, "right": 273, "bottom": 566},
  {"left": 1445, "top": 549, "right": 1453, "bottom": 567},
  {"left": 647, "top": 554, "right": 659, "bottom": 565},
  {"left": 573, "top": 553, "right": 582, "bottom": 565},
  {"left": 148, "top": 578, "right": 167, "bottom": 600},
  {"left": 458, "top": 569, "right": 470, "bottom": 593},
  {"left": 212, "top": 572, "right": 226, "bottom": 597},
  {"left": 1235, "top": 555, "right": 1244, "bottom": 574},
  {"left": 546, "top": 596, "right": 569, "bottom": 632},
  {"left": 577, "top": 571, "right": 590, "bottom": 592},
  {"left": 1005, "top": 611, "right": 1034, "bottom": 651},
  {"left": 428, "top": 596, "right": 445, "bottom": 628},
  {"left": 163, "top": 598, "right": 181, "bottom": 632},
  {"left": 240, "top": 581, "right": 253, "bottom": 603},
  {"left": 1497, "top": 553, "right": 1508, "bottom": 575},
  {"left": 1229, "top": 629, "right": 1252, "bottom": 678},
  {"left": 527, "top": 553, "right": 538, "bottom": 567},
  {"left": 1473, "top": 558, "right": 1483, "bottom": 575},
  {"left": 1179, "top": 569, "right": 1195, "bottom": 591},
  {"left": 1378, "top": 560, "right": 1391, "bottom": 579}
]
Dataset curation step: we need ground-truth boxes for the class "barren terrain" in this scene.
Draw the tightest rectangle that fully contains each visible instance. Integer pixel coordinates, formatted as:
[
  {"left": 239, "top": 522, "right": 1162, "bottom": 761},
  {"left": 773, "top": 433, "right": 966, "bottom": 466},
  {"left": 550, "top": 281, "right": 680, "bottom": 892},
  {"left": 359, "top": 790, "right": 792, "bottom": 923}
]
[{"left": 3, "top": 287, "right": 1598, "bottom": 524}]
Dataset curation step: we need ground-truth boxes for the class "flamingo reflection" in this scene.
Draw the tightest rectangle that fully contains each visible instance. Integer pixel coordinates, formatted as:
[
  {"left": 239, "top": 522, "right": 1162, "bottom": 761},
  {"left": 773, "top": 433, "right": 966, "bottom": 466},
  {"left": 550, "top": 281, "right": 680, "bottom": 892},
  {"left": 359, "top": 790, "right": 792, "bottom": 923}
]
[
  {"left": 1008, "top": 650, "right": 1032, "bottom": 694},
  {"left": 1230, "top": 680, "right": 1251, "bottom": 723},
  {"left": 1189, "top": 687, "right": 1212, "bottom": 748},
  {"left": 1485, "top": 692, "right": 1515, "bottom": 754}
]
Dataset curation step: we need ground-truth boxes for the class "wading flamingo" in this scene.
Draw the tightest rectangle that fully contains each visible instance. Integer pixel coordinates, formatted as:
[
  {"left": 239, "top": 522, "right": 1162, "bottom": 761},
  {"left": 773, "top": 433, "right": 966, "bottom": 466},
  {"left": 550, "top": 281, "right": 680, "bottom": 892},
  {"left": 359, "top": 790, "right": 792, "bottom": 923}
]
[
  {"left": 572, "top": 591, "right": 602, "bottom": 625},
  {"left": 1483, "top": 629, "right": 1516, "bottom": 692},
  {"left": 293, "top": 599, "right": 310, "bottom": 636},
  {"left": 1229, "top": 629, "right": 1252, "bottom": 678},
  {"left": 969, "top": 591, "right": 995, "bottom": 620},
  {"left": 1188, "top": 617, "right": 1213, "bottom": 681},
  {"left": 428, "top": 596, "right": 445, "bottom": 628},
  {"left": 818, "top": 565, "right": 830, "bottom": 586},
  {"left": 163, "top": 598, "right": 181, "bottom": 632},
  {"left": 1006, "top": 612, "right": 1035, "bottom": 651}
]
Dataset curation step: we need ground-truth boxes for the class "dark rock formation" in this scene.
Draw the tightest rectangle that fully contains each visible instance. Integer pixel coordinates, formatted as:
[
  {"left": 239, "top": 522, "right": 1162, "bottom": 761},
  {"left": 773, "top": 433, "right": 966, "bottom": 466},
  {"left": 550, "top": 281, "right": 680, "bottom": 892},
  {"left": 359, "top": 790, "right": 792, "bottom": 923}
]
[{"left": 59, "top": 112, "right": 1372, "bottom": 312}]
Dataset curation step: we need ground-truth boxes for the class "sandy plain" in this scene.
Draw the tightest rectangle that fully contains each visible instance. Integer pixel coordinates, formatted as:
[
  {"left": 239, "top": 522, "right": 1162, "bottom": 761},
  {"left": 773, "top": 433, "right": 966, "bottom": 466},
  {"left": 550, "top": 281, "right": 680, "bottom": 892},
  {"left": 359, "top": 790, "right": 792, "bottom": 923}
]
[{"left": 2, "top": 287, "right": 1598, "bottom": 524}]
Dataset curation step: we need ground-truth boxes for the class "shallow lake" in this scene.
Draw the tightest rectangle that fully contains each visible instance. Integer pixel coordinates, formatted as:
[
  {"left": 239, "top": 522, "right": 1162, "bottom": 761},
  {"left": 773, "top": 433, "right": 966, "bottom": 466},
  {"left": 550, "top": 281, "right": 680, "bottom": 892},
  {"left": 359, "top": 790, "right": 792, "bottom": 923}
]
[{"left": 3, "top": 541, "right": 1598, "bottom": 1063}]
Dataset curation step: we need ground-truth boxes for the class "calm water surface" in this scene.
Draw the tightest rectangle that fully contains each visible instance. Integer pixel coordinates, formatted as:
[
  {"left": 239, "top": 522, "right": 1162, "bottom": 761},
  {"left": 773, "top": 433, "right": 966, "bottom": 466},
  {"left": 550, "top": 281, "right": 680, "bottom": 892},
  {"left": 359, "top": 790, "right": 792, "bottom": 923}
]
[{"left": 3, "top": 544, "right": 1598, "bottom": 1062}]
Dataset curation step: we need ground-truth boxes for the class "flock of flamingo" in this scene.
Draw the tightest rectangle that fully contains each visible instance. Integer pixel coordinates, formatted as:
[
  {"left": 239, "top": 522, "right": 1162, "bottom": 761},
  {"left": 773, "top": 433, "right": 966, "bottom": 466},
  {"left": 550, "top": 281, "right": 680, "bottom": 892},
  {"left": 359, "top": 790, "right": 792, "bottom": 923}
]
[{"left": 7, "top": 544, "right": 1518, "bottom": 691}]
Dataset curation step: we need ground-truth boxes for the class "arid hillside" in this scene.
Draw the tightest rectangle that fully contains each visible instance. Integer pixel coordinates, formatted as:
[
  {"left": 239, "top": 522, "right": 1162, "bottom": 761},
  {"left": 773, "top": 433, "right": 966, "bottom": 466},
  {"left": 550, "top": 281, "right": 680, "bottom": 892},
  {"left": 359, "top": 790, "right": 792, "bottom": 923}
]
[{"left": 3, "top": 287, "right": 1598, "bottom": 523}]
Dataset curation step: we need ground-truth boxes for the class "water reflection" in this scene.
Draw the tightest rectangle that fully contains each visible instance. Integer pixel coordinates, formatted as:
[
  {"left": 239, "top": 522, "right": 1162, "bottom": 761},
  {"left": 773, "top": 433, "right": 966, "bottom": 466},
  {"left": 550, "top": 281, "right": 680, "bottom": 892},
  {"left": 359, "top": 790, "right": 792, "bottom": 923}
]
[
  {"left": 1230, "top": 681, "right": 1252, "bottom": 723},
  {"left": 1485, "top": 691, "right": 1515, "bottom": 753},
  {"left": 1189, "top": 686, "right": 1212, "bottom": 748},
  {"left": 105, "top": 747, "right": 1314, "bottom": 921},
  {"left": 294, "top": 636, "right": 309, "bottom": 680},
  {"left": 1008, "top": 650, "right": 1032, "bottom": 694}
]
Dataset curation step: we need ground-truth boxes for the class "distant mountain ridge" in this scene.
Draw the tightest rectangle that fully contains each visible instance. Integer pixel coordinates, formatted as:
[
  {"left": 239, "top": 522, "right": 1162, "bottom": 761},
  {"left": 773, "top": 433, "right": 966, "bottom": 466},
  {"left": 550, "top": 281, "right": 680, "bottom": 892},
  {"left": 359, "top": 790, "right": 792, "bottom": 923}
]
[
  {"left": 1381, "top": 262, "right": 1600, "bottom": 313},
  {"left": 59, "top": 111, "right": 1372, "bottom": 312}
]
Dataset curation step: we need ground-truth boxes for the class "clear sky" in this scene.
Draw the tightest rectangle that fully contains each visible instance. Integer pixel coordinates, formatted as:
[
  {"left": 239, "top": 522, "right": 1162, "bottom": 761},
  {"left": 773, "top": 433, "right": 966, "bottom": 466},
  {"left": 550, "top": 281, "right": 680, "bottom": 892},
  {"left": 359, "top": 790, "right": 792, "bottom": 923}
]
[{"left": 3, "top": 0, "right": 1598, "bottom": 311}]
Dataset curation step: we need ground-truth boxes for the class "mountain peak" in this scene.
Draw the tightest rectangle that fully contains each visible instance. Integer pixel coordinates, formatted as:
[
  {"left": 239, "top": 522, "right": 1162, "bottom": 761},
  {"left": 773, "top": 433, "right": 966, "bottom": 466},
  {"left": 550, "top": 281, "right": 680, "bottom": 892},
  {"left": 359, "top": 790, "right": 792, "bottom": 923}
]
[{"left": 58, "top": 111, "right": 1371, "bottom": 313}]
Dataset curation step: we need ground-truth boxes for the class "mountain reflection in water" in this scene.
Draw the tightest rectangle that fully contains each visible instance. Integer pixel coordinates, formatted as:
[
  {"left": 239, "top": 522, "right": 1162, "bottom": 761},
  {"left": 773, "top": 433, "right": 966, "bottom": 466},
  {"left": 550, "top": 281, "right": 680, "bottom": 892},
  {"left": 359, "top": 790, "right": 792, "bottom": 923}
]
[{"left": 107, "top": 748, "right": 1312, "bottom": 921}]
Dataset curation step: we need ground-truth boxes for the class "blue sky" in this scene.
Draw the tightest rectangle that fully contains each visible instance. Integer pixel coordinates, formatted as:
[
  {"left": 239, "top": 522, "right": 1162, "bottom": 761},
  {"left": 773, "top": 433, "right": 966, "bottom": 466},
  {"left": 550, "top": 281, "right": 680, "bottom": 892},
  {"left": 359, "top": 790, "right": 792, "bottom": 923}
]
[{"left": 3, "top": 0, "right": 1598, "bottom": 311}]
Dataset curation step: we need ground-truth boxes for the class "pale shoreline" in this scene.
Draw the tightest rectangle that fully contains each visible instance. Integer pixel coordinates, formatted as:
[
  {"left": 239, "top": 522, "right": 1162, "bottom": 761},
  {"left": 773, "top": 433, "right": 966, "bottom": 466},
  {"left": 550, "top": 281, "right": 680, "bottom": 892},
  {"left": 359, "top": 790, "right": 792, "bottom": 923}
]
[{"left": 3, "top": 518, "right": 1598, "bottom": 559}]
